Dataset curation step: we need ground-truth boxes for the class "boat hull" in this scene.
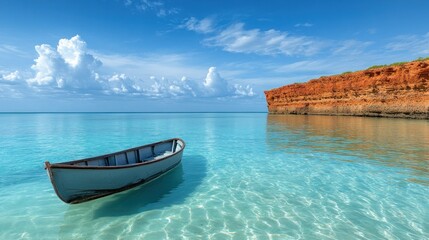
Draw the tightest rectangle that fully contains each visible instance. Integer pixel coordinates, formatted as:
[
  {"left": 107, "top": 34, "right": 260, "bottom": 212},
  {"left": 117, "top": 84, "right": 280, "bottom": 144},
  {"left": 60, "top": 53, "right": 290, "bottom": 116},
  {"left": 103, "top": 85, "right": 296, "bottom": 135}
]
[{"left": 45, "top": 138, "right": 185, "bottom": 204}]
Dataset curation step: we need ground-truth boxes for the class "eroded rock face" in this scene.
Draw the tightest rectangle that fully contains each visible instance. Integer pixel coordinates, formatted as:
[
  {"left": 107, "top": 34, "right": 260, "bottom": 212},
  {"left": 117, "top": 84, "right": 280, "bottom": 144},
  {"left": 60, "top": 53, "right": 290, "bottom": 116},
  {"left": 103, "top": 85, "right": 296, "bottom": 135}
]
[{"left": 264, "top": 60, "right": 429, "bottom": 119}]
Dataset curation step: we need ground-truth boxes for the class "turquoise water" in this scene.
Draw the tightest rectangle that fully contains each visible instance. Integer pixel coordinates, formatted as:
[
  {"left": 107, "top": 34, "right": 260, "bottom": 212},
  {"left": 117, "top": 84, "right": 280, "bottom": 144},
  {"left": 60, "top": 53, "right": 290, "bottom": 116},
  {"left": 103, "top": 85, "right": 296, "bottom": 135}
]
[{"left": 0, "top": 113, "right": 428, "bottom": 239}]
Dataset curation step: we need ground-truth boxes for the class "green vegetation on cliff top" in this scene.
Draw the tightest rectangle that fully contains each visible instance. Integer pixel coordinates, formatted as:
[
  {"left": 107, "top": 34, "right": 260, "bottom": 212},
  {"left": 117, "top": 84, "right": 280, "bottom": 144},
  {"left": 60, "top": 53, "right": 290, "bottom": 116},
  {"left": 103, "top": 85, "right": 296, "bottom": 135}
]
[
  {"left": 367, "top": 56, "right": 429, "bottom": 70},
  {"left": 337, "top": 56, "right": 429, "bottom": 76}
]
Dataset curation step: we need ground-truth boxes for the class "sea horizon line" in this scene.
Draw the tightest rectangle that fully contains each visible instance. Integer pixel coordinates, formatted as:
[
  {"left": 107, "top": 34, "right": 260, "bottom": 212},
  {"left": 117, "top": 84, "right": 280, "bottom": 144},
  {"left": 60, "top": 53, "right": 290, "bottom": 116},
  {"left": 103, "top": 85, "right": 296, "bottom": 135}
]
[{"left": 0, "top": 111, "right": 268, "bottom": 114}]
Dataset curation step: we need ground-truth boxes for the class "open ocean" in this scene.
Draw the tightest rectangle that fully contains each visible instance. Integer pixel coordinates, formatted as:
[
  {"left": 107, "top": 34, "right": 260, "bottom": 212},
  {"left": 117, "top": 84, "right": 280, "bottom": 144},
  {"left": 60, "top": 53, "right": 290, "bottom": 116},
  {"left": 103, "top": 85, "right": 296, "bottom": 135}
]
[{"left": 0, "top": 113, "right": 427, "bottom": 239}]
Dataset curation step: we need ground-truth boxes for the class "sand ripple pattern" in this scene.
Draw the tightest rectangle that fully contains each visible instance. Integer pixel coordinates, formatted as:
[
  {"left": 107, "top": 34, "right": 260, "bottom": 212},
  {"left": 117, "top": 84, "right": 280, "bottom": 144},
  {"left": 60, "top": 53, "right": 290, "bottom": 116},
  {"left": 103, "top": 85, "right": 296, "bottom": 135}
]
[{"left": 0, "top": 113, "right": 427, "bottom": 239}]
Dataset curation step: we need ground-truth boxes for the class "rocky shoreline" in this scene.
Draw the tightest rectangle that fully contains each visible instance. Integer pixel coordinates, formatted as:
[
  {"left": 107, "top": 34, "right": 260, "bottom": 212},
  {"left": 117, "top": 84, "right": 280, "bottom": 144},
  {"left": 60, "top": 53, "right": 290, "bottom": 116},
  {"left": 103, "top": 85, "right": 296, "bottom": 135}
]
[{"left": 264, "top": 60, "right": 429, "bottom": 119}]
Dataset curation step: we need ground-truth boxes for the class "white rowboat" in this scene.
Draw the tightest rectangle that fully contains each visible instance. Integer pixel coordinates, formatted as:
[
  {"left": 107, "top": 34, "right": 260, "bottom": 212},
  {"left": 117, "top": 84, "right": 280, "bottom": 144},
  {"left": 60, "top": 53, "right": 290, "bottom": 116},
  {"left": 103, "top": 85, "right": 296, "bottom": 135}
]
[{"left": 45, "top": 138, "right": 185, "bottom": 204}]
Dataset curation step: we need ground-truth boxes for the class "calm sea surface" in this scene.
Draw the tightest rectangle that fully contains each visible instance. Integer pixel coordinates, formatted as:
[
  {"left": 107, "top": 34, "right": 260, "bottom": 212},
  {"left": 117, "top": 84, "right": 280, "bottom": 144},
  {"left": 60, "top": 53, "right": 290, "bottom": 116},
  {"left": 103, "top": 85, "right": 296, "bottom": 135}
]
[{"left": 0, "top": 113, "right": 428, "bottom": 239}]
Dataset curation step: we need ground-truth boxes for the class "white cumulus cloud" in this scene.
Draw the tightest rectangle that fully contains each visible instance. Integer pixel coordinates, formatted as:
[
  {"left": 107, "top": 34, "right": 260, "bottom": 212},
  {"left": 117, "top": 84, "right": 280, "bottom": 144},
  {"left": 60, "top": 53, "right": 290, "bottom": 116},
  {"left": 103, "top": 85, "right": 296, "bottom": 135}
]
[
  {"left": 5, "top": 35, "right": 255, "bottom": 99},
  {"left": 106, "top": 73, "right": 132, "bottom": 94},
  {"left": 146, "top": 75, "right": 198, "bottom": 98},
  {"left": 1, "top": 70, "right": 20, "bottom": 81},
  {"left": 28, "top": 35, "right": 102, "bottom": 90},
  {"left": 233, "top": 84, "right": 255, "bottom": 97},
  {"left": 202, "top": 67, "right": 254, "bottom": 97},
  {"left": 57, "top": 35, "right": 87, "bottom": 68},
  {"left": 144, "top": 67, "right": 255, "bottom": 98},
  {"left": 203, "top": 67, "right": 229, "bottom": 97}
]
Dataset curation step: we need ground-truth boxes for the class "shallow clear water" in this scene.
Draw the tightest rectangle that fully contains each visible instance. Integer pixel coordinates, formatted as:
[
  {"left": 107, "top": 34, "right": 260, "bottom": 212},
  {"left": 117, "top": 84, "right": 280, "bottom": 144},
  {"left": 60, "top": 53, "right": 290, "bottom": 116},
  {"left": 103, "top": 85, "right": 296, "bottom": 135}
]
[{"left": 0, "top": 113, "right": 428, "bottom": 239}]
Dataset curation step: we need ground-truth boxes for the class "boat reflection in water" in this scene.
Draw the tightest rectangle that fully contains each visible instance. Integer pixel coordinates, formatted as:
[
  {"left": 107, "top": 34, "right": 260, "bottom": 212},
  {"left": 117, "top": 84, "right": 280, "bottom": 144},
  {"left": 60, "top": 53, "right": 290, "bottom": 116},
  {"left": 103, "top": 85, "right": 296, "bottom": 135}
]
[{"left": 266, "top": 114, "right": 429, "bottom": 184}]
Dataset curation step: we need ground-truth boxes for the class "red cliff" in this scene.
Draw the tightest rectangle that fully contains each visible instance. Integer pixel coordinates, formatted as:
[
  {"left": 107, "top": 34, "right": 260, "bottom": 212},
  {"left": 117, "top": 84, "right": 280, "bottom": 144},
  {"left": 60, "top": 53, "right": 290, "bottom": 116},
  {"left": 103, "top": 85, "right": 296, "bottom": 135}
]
[{"left": 264, "top": 60, "right": 429, "bottom": 119}]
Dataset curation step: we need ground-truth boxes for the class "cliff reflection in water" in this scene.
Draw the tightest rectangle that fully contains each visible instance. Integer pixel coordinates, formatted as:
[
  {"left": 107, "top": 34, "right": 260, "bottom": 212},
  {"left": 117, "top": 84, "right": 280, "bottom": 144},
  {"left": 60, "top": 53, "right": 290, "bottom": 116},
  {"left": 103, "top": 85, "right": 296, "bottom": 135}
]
[{"left": 266, "top": 114, "right": 429, "bottom": 183}]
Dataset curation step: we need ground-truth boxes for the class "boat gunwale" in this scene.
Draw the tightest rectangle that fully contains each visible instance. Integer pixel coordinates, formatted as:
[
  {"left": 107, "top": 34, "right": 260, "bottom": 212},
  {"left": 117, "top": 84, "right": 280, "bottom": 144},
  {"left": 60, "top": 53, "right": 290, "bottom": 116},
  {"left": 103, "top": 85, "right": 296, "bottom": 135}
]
[{"left": 45, "top": 138, "right": 185, "bottom": 170}]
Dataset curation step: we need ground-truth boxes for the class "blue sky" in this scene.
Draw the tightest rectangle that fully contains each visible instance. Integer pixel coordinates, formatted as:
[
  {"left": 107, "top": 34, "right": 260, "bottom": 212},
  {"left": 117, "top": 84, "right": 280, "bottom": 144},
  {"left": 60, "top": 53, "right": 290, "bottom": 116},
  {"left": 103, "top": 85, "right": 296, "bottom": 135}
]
[{"left": 1, "top": 0, "right": 428, "bottom": 112}]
